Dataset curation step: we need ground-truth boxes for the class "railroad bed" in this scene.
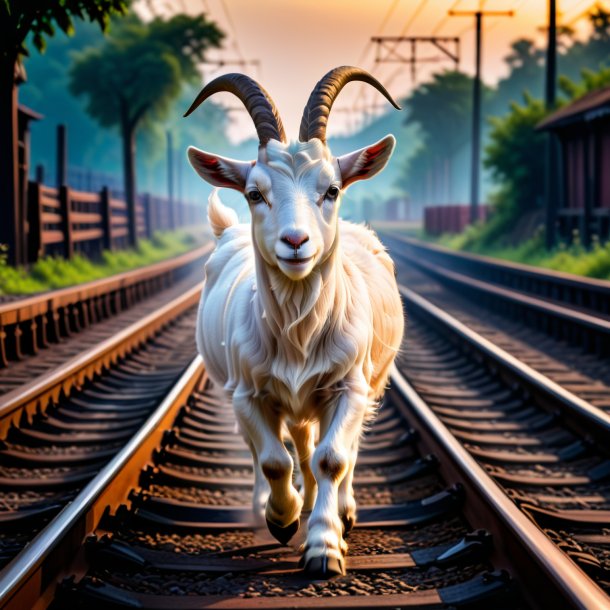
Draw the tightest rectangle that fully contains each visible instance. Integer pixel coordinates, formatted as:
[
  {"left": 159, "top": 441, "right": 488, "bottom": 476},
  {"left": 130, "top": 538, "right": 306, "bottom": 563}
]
[
  {"left": 394, "top": 301, "right": 610, "bottom": 599},
  {"left": 380, "top": 231, "right": 610, "bottom": 414},
  {"left": 0, "top": 243, "right": 211, "bottom": 394},
  {"left": 6, "top": 362, "right": 532, "bottom": 610},
  {"left": 1, "top": 356, "right": 607, "bottom": 607}
]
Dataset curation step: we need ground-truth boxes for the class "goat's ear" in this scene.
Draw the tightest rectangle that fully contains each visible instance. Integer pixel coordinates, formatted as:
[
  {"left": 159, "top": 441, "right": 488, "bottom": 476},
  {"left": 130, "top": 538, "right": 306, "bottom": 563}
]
[
  {"left": 336, "top": 135, "right": 396, "bottom": 189},
  {"left": 187, "top": 146, "right": 252, "bottom": 191}
]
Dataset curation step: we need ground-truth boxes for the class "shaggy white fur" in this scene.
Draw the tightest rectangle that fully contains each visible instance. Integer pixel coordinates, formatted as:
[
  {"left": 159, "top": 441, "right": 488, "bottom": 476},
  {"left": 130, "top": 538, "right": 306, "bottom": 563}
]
[{"left": 191, "top": 136, "right": 404, "bottom": 576}]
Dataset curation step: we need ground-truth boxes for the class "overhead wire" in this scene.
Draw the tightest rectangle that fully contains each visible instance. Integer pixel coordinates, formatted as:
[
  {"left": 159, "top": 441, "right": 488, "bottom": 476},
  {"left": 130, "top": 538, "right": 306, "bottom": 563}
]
[{"left": 349, "top": 0, "right": 406, "bottom": 131}]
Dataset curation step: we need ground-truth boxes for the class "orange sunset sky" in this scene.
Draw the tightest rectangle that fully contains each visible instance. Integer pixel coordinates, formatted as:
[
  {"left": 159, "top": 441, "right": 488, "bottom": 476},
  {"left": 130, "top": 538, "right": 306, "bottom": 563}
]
[{"left": 137, "top": 0, "right": 607, "bottom": 141}]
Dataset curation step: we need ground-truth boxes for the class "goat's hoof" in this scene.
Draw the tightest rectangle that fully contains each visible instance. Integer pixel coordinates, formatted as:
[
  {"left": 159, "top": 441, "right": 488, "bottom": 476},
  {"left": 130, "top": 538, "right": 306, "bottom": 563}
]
[
  {"left": 303, "top": 554, "right": 345, "bottom": 578},
  {"left": 341, "top": 514, "right": 355, "bottom": 537},
  {"left": 266, "top": 518, "right": 299, "bottom": 545}
]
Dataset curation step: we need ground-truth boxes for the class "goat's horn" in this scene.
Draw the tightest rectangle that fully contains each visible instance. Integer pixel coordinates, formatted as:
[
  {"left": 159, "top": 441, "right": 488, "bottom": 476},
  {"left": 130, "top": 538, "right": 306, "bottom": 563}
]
[
  {"left": 184, "top": 73, "right": 286, "bottom": 145},
  {"left": 299, "top": 66, "right": 400, "bottom": 143}
]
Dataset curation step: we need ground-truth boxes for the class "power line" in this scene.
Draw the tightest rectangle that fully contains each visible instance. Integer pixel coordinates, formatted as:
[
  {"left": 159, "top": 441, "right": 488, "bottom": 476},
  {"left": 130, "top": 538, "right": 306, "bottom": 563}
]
[
  {"left": 218, "top": 0, "right": 246, "bottom": 64},
  {"left": 449, "top": 8, "right": 515, "bottom": 223},
  {"left": 372, "top": 36, "right": 461, "bottom": 84}
]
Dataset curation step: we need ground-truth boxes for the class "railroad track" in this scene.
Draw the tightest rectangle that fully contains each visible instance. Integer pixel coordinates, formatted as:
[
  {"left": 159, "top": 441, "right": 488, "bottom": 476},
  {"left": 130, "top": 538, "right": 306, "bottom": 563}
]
[
  {"left": 0, "top": 242, "right": 211, "bottom": 394},
  {"left": 379, "top": 231, "right": 610, "bottom": 414},
  {"left": 0, "top": 331, "right": 606, "bottom": 607},
  {"left": 381, "top": 231, "right": 610, "bottom": 355},
  {"left": 0, "top": 275, "right": 204, "bottom": 573},
  {"left": 0, "top": 233, "right": 605, "bottom": 608},
  {"left": 394, "top": 287, "right": 610, "bottom": 601}
]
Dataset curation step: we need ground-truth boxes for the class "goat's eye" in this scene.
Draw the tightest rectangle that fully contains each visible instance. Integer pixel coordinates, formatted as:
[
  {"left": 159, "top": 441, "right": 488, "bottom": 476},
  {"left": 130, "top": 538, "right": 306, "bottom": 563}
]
[
  {"left": 326, "top": 185, "right": 340, "bottom": 200},
  {"left": 247, "top": 190, "right": 263, "bottom": 203}
]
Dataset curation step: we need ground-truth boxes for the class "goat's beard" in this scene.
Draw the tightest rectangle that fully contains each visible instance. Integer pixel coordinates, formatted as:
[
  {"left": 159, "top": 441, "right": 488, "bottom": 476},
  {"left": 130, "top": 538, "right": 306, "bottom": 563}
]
[{"left": 260, "top": 253, "right": 337, "bottom": 360}]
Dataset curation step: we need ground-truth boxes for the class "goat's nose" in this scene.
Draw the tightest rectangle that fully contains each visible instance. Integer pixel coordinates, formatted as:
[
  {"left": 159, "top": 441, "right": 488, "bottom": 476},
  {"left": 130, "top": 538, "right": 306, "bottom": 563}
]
[{"left": 281, "top": 230, "right": 309, "bottom": 249}]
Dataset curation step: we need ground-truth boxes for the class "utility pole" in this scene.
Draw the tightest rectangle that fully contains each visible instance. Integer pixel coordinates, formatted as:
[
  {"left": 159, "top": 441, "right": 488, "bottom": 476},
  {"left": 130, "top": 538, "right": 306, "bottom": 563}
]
[
  {"left": 450, "top": 9, "right": 514, "bottom": 224},
  {"left": 371, "top": 36, "right": 460, "bottom": 85},
  {"left": 166, "top": 131, "right": 175, "bottom": 230},
  {"left": 545, "top": 0, "right": 559, "bottom": 248}
]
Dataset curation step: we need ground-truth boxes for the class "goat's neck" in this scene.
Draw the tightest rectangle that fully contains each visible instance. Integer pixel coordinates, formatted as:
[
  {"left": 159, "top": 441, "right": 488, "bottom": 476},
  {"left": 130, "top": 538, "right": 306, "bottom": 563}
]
[{"left": 254, "top": 245, "right": 344, "bottom": 360}]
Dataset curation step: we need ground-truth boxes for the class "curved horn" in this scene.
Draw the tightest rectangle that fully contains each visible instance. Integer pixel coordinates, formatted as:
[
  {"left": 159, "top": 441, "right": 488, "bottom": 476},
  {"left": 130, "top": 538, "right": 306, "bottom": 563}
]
[
  {"left": 299, "top": 66, "right": 400, "bottom": 143},
  {"left": 184, "top": 73, "right": 286, "bottom": 144}
]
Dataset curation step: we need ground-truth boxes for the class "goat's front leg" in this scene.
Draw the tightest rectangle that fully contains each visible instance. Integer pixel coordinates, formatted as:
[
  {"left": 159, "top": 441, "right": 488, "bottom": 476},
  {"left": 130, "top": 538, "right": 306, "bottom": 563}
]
[
  {"left": 338, "top": 436, "right": 359, "bottom": 536},
  {"left": 304, "top": 376, "right": 368, "bottom": 577},
  {"left": 233, "top": 390, "right": 302, "bottom": 545}
]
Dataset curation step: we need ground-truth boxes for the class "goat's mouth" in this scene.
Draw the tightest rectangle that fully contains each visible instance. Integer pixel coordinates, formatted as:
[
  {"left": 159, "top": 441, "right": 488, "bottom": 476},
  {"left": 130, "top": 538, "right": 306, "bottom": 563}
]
[{"left": 276, "top": 255, "right": 315, "bottom": 266}]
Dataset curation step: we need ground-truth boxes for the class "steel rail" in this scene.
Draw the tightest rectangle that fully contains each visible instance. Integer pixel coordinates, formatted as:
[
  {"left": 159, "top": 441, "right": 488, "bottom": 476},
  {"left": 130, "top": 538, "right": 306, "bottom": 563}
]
[
  {"left": 0, "top": 280, "right": 203, "bottom": 436},
  {"left": 0, "top": 356, "right": 205, "bottom": 610},
  {"left": 398, "top": 253, "right": 610, "bottom": 334},
  {"left": 389, "top": 367, "right": 610, "bottom": 610},
  {"left": 398, "top": 283, "right": 610, "bottom": 439},
  {"left": 383, "top": 231, "right": 610, "bottom": 306}
]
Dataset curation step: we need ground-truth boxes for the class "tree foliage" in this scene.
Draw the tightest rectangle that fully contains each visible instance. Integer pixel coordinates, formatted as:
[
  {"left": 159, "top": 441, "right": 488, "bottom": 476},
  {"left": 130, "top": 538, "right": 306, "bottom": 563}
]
[
  {"left": 68, "top": 11, "right": 224, "bottom": 246},
  {"left": 484, "top": 94, "right": 548, "bottom": 216},
  {"left": 0, "top": 0, "right": 127, "bottom": 61},
  {"left": 401, "top": 70, "right": 492, "bottom": 204},
  {"left": 69, "top": 13, "right": 224, "bottom": 132}
]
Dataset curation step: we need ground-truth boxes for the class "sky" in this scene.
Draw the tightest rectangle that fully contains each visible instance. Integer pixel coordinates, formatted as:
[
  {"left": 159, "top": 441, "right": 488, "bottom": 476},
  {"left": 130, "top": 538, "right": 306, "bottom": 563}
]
[{"left": 137, "top": 0, "right": 605, "bottom": 142}]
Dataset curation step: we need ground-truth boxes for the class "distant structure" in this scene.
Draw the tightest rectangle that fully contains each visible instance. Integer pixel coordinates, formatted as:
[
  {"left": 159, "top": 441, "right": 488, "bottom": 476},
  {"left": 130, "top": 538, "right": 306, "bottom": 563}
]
[{"left": 538, "top": 87, "right": 610, "bottom": 246}]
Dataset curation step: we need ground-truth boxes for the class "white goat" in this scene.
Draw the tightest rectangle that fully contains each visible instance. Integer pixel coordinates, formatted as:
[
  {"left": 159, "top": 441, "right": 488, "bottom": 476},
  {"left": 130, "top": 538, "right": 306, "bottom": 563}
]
[{"left": 185, "top": 67, "right": 404, "bottom": 577}]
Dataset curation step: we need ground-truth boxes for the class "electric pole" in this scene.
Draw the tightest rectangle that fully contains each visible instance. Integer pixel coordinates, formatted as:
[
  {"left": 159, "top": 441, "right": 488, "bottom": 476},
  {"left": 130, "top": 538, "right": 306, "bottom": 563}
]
[
  {"left": 545, "top": 0, "right": 559, "bottom": 248},
  {"left": 450, "top": 9, "right": 514, "bottom": 224},
  {"left": 167, "top": 130, "right": 175, "bottom": 230}
]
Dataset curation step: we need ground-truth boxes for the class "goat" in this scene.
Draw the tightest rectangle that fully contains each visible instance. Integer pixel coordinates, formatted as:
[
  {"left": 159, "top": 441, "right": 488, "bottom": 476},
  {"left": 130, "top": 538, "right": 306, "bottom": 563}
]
[{"left": 185, "top": 66, "right": 405, "bottom": 578}]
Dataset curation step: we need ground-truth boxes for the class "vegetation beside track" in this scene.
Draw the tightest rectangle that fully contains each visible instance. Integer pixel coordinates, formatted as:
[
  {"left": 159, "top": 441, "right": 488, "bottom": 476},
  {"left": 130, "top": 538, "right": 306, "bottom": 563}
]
[
  {"left": 424, "top": 226, "right": 610, "bottom": 281},
  {"left": 0, "top": 228, "right": 205, "bottom": 295}
]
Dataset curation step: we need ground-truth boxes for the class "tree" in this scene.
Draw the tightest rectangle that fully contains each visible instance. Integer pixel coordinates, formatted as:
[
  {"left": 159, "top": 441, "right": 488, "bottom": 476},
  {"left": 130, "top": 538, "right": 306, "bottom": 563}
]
[
  {"left": 0, "top": 0, "right": 127, "bottom": 264},
  {"left": 70, "top": 14, "right": 223, "bottom": 246},
  {"left": 485, "top": 94, "right": 548, "bottom": 218},
  {"left": 490, "top": 39, "right": 544, "bottom": 115},
  {"left": 402, "top": 70, "right": 492, "bottom": 205}
]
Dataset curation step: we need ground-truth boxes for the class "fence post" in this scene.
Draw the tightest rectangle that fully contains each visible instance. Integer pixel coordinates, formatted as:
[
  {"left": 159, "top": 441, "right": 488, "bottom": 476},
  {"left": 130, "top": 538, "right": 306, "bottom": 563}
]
[
  {"left": 142, "top": 193, "right": 153, "bottom": 238},
  {"left": 59, "top": 185, "right": 73, "bottom": 258},
  {"left": 56, "top": 124, "right": 67, "bottom": 188},
  {"left": 100, "top": 186, "right": 112, "bottom": 251},
  {"left": 27, "top": 181, "right": 43, "bottom": 262}
]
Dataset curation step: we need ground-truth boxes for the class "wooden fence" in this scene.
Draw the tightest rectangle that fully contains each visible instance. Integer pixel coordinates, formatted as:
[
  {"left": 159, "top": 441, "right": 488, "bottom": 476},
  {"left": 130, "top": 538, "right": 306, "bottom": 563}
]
[
  {"left": 424, "top": 204, "right": 489, "bottom": 236},
  {"left": 26, "top": 181, "right": 202, "bottom": 262}
]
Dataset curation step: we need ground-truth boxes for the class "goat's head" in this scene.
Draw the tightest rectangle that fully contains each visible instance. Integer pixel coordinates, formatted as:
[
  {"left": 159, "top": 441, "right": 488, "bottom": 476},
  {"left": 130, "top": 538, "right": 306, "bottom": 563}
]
[{"left": 186, "top": 67, "right": 400, "bottom": 281}]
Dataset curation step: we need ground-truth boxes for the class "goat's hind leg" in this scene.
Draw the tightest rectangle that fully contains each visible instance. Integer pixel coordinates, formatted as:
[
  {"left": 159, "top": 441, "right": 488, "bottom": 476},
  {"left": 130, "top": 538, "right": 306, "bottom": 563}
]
[
  {"left": 288, "top": 422, "right": 317, "bottom": 512},
  {"left": 243, "top": 436, "right": 269, "bottom": 525},
  {"left": 234, "top": 391, "right": 302, "bottom": 545}
]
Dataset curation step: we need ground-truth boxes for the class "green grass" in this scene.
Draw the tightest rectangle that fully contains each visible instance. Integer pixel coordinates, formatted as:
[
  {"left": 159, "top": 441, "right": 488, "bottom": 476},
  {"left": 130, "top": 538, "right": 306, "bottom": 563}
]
[
  {"left": 429, "top": 227, "right": 610, "bottom": 281},
  {"left": 0, "top": 229, "right": 205, "bottom": 295}
]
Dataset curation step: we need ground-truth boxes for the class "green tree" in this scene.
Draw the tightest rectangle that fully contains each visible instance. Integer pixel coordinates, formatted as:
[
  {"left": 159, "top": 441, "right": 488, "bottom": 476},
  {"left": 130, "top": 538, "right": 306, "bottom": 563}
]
[
  {"left": 69, "top": 14, "right": 223, "bottom": 246},
  {"left": 0, "top": 0, "right": 127, "bottom": 264},
  {"left": 559, "top": 3, "right": 610, "bottom": 82},
  {"left": 485, "top": 94, "right": 548, "bottom": 218},
  {"left": 559, "top": 65, "right": 610, "bottom": 99},
  {"left": 490, "top": 39, "right": 544, "bottom": 115}
]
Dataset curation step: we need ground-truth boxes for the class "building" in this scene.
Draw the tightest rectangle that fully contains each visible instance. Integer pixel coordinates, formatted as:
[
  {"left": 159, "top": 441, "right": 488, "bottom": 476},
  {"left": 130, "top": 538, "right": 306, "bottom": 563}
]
[{"left": 538, "top": 86, "right": 610, "bottom": 246}]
